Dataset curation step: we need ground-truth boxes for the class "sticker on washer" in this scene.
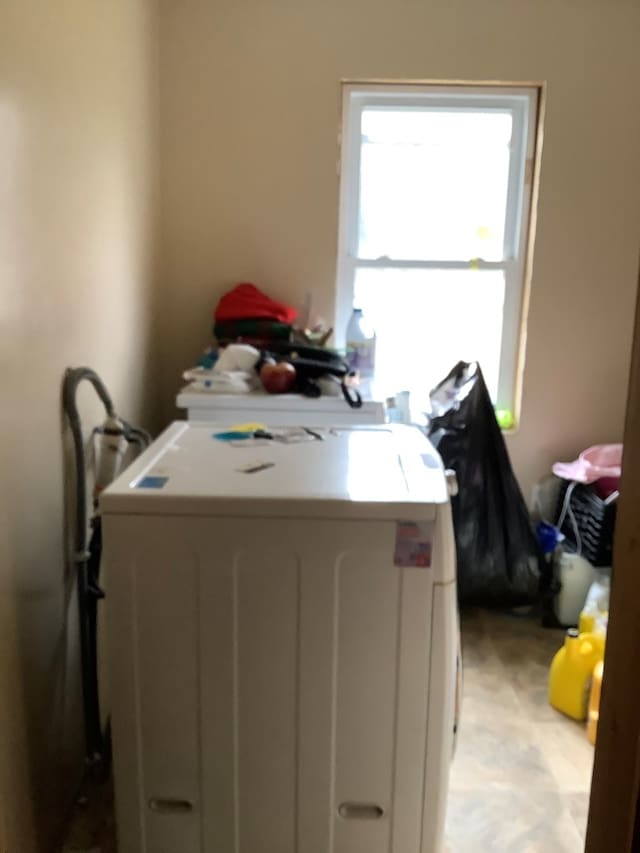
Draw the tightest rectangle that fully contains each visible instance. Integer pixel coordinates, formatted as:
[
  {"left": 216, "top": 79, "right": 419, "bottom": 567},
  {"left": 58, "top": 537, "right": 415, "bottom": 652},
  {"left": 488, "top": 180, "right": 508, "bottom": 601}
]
[
  {"left": 136, "top": 475, "right": 169, "bottom": 489},
  {"left": 394, "top": 521, "right": 433, "bottom": 568}
]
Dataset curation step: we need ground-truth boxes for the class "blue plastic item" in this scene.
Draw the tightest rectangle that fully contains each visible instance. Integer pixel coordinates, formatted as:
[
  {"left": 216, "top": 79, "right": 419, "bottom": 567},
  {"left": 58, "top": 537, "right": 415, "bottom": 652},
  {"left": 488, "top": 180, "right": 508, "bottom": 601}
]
[
  {"left": 198, "top": 349, "right": 219, "bottom": 370},
  {"left": 537, "top": 520, "right": 562, "bottom": 556}
]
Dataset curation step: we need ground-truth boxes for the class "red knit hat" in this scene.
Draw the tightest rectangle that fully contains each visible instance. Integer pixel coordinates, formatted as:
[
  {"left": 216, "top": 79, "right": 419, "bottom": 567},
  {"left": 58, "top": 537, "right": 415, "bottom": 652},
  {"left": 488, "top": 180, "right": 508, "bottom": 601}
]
[{"left": 214, "top": 283, "right": 297, "bottom": 324}]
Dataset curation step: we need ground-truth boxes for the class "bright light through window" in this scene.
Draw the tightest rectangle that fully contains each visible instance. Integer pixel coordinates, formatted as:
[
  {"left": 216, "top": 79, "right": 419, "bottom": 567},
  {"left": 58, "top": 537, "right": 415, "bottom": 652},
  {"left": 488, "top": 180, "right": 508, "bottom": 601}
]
[
  {"left": 354, "top": 268, "right": 505, "bottom": 404},
  {"left": 360, "top": 109, "right": 513, "bottom": 262},
  {"left": 336, "top": 84, "right": 540, "bottom": 417}
]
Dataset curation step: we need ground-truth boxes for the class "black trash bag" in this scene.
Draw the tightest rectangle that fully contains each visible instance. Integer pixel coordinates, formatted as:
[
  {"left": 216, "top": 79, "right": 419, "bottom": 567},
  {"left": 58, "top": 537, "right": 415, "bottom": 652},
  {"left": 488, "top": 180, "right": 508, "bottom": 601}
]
[{"left": 428, "top": 361, "right": 547, "bottom": 608}]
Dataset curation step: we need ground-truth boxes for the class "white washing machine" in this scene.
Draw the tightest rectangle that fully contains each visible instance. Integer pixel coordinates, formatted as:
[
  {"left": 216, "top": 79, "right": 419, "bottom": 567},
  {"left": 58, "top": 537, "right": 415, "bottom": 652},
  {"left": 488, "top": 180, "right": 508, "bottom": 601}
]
[{"left": 101, "top": 422, "right": 457, "bottom": 853}]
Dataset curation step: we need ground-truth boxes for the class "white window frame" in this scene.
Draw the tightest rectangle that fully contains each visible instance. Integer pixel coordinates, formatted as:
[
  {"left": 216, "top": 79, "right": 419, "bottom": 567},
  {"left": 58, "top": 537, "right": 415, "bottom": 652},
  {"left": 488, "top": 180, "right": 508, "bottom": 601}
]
[{"left": 335, "top": 82, "right": 540, "bottom": 414}]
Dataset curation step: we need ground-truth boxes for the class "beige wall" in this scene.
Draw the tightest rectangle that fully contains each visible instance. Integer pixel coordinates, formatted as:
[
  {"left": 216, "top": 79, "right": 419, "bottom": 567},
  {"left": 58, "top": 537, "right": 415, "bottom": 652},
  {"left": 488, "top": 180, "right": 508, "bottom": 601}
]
[
  {"left": 157, "top": 0, "right": 640, "bottom": 498},
  {"left": 0, "top": 2, "right": 156, "bottom": 849},
  {"left": 0, "top": 2, "right": 633, "bottom": 847}
]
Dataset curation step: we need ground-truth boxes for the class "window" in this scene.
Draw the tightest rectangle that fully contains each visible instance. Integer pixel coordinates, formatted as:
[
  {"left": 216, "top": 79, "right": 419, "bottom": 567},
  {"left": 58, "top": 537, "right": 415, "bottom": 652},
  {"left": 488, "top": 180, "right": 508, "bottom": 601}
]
[{"left": 335, "top": 83, "right": 540, "bottom": 418}]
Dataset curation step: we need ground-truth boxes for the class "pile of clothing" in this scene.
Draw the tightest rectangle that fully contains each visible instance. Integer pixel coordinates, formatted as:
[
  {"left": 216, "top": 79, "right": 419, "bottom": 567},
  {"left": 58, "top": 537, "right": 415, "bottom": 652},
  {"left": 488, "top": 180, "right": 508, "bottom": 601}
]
[
  {"left": 187, "top": 282, "right": 298, "bottom": 391},
  {"left": 213, "top": 283, "right": 297, "bottom": 347},
  {"left": 185, "top": 283, "right": 361, "bottom": 406},
  {"left": 184, "top": 343, "right": 262, "bottom": 394}
]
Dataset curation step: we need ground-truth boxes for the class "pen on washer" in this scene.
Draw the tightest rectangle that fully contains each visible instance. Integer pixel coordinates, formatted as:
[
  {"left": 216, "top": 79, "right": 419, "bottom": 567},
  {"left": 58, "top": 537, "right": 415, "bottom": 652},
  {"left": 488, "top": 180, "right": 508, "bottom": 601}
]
[{"left": 303, "top": 427, "right": 324, "bottom": 441}]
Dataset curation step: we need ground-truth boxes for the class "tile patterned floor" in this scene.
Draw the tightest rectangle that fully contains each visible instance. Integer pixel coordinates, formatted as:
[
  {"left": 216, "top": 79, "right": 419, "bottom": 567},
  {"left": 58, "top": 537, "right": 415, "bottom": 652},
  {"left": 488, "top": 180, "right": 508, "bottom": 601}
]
[
  {"left": 445, "top": 609, "right": 593, "bottom": 852},
  {"left": 62, "top": 609, "right": 593, "bottom": 852}
]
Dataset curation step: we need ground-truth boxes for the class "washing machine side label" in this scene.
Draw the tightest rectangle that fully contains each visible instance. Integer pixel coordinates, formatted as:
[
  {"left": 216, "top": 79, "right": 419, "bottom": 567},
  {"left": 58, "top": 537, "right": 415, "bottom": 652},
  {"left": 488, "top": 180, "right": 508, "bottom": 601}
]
[{"left": 394, "top": 520, "right": 434, "bottom": 568}]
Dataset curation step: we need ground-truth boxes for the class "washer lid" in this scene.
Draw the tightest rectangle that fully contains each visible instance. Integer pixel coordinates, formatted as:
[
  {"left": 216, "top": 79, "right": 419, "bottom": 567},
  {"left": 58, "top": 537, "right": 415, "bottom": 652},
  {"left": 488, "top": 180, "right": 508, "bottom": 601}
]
[{"left": 100, "top": 421, "right": 449, "bottom": 519}]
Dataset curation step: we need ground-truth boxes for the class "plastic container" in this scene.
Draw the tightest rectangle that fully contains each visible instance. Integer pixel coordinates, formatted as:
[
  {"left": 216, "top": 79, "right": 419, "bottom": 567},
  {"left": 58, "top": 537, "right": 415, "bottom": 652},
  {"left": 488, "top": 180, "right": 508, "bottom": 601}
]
[
  {"left": 555, "top": 480, "right": 618, "bottom": 567},
  {"left": 579, "top": 572, "right": 610, "bottom": 635},
  {"left": 549, "top": 629, "right": 605, "bottom": 721},
  {"left": 387, "top": 390, "right": 411, "bottom": 424},
  {"left": 587, "top": 660, "right": 604, "bottom": 745},
  {"left": 553, "top": 551, "right": 596, "bottom": 627},
  {"left": 345, "top": 308, "right": 377, "bottom": 381}
]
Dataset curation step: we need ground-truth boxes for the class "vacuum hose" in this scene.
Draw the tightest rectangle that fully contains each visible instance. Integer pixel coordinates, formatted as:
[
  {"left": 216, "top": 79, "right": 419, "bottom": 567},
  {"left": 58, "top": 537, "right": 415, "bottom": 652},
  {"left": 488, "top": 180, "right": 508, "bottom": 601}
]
[{"left": 62, "top": 367, "right": 150, "bottom": 768}]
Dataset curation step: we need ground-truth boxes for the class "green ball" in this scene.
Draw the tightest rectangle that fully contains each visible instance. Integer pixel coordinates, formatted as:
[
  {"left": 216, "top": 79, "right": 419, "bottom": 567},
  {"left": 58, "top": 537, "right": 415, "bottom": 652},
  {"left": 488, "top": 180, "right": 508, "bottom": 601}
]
[{"left": 496, "top": 409, "right": 515, "bottom": 430}]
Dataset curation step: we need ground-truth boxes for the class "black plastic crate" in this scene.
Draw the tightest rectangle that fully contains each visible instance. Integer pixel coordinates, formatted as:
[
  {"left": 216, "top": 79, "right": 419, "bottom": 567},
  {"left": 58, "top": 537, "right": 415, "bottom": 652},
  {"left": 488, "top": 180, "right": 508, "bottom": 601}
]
[{"left": 555, "top": 480, "right": 617, "bottom": 567}]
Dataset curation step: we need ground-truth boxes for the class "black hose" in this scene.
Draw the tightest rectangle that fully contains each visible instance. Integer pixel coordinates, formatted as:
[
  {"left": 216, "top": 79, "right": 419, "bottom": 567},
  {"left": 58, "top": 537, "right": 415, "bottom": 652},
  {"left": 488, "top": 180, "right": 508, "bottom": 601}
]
[
  {"left": 62, "top": 367, "right": 117, "bottom": 767},
  {"left": 121, "top": 421, "right": 152, "bottom": 450},
  {"left": 63, "top": 367, "right": 151, "bottom": 769}
]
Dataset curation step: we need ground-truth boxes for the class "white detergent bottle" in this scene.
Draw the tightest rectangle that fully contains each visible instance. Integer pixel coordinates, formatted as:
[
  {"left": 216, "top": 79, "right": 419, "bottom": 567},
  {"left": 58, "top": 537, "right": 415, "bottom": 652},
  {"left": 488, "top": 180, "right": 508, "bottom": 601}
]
[
  {"left": 553, "top": 551, "right": 596, "bottom": 627},
  {"left": 345, "top": 308, "right": 377, "bottom": 384}
]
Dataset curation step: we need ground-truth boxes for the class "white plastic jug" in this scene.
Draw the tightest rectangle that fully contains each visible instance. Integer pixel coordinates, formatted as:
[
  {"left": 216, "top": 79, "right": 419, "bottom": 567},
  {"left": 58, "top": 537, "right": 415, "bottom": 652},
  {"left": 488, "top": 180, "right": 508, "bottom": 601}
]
[
  {"left": 553, "top": 551, "right": 596, "bottom": 626},
  {"left": 345, "top": 308, "right": 377, "bottom": 381},
  {"left": 579, "top": 570, "right": 611, "bottom": 634}
]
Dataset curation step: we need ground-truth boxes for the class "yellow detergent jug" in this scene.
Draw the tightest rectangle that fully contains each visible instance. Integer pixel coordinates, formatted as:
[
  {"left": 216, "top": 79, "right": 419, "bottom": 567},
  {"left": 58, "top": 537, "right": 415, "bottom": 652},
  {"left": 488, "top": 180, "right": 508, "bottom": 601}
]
[
  {"left": 578, "top": 611, "right": 596, "bottom": 634},
  {"left": 587, "top": 660, "right": 604, "bottom": 745},
  {"left": 548, "top": 629, "right": 605, "bottom": 721}
]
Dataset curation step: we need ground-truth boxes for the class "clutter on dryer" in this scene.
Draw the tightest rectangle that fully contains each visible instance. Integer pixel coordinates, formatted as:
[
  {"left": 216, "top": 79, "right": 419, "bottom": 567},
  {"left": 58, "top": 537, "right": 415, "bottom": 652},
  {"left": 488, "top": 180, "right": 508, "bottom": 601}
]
[
  {"left": 211, "top": 282, "right": 335, "bottom": 349},
  {"left": 185, "top": 340, "right": 362, "bottom": 406},
  {"left": 215, "top": 318, "right": 294, "bottom": 346},
  {"left": 184, "top": 343, "right": 262, "bottom": 394},
  {"left": 427, "top": 361, "right": 547, "bottom": 608},
  {"left": 255, "top": 341, "right": 362, "bottom": 407},
  {"left": 181, "top": 283, "right": 363, "bottom": 408},
  {"left": 196, "top": 347, "right": 219, "bottom": 371},
  {"left": 213, "top": 282, "right": 298, "bottom": 347},
  {"left": 183, "top": 365, "right": 254, "bottom": 394}
]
